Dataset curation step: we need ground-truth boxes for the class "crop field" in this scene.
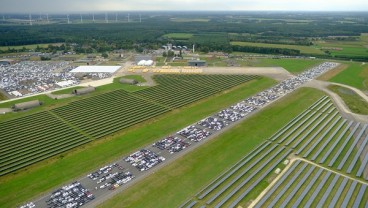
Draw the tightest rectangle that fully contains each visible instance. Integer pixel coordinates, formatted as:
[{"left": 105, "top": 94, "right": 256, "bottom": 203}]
[
  {"left": 175, "top": 96, "right": 367, "bottom": 208},
  {"left": 230, "top": 41, "right": 324, "bottom": 55},
  {"left": 328, "top": 63, "right": 368, "bottom": 90},
  {"left": 255, "top": 161, "right": 368, "bottom": 208},
  {"left": 0, "top": 74, "right": 259, "bottom": 176}
]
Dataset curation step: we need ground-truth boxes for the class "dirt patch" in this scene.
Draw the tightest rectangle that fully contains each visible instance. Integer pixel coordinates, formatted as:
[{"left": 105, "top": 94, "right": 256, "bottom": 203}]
[{"left": 317, "top": 64, "right": 347, "bottom": 81}]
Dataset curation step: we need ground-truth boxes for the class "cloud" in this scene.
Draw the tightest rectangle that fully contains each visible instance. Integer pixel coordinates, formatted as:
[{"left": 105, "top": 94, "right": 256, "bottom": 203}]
[{"left": 0, "top": 0, "right": 367, "bottom": 13}]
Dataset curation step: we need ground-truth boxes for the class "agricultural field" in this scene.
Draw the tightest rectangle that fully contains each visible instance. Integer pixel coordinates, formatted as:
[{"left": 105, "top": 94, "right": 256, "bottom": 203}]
[
  {"left": 231, "top": 41, "right": 324, "bottom": 55},
  {"left": 314, "top": 34, "right": 368, "bottom": 58},
  {"left": 0, "top": 75, "right": 275, "bottom": 208},
  {"left": 328, "top": 85, "right": 368, "bottom": 115},
  {"left": 158, "top": 95, "right": 368, "bottom": 208},
  {"left": 328, "top": 63, "right": 368, "bottom": 91},
  {"left": 0, "top": 74, "right": 259, "bottom": 176},
  {"left": 98, "top": 87, "right": 327, "bottom": 208}
]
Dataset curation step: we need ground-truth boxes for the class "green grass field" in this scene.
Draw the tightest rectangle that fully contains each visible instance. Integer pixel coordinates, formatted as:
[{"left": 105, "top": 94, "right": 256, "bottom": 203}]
[
  {"left": 328, "top": 85, "right": 368, "bottom": 115},
  {"left": 99, "top": 87, "right": 325, "bottom": 208},
  {"left": 163, "top": 33, "right": 194, "bottom": 39},
  {"left": 328, "top": 63, "right": 368, "bottom": 90},
  {"left": 231, "top": 41, "right": 324, "bottom": 55},
  {"left": 0, "top": 77, "right": 276, "bottom": 208}
]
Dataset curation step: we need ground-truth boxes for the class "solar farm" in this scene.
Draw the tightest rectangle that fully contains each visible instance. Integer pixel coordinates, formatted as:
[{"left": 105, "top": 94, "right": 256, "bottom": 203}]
[
  {"left": 1, "top": 62, "right": 367, "bottom": 208},
  {"left": 0, "top": 74, "right": 259, "bottom": 176},
  {"left": 180, "top": 96, "right": 368, "bottom": 208}
]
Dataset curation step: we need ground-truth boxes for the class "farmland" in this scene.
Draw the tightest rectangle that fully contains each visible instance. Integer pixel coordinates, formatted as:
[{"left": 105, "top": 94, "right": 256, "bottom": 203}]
[
  {"left": 0, "top": 75, "right": 275, "bottom": 208},
  {"left": 231, "top": 41, "right": 324, "bottom": 55}
]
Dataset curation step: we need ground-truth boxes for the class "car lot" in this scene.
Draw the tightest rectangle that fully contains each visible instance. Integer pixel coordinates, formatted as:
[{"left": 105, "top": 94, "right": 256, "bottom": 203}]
[
  {"left": 0, "top": 61, "right": 112, "bottom": 98},
  {"left": 24, "top": 62, "right": 339, "bottom": 208}
]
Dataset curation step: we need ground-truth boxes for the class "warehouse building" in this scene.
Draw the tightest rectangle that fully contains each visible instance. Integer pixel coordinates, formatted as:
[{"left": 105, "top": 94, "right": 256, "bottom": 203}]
[
  {"left": 74, "top": 86, "right": 96, "bottom": 95},
  {"left": 13, "top": 100, "right": 42, "bottom": 111},
  {"left": 188, "top": 60, "right": 206, "bottom": 67}
]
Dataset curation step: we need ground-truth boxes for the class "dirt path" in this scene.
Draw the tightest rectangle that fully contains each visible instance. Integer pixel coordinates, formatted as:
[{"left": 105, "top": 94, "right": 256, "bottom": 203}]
[{"left": 303, "top": 80, "right": 368, "bottom": 123}]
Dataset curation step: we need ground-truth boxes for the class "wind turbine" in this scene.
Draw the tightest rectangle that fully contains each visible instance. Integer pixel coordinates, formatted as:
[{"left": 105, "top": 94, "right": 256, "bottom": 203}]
[
  {"left": 105, "top": 13, "right": 108, "bottom": 23},
  {"left": 46, "top": 14, "right": 49, "bottom": 23},
  {"left": 127, "top": 13, "right": 130, "bottom": 22},
  {"left": 115, "top": 13, "right": 118, "bottom": 22},
  {"left": 80, "top": 14, "right": 83, "bottom": 23},
  {"left": 29, "top": 14, "right": 32, "bottom": 25},
  {"left": 139, "top": 14, "right": 141, "bottom": 23},
  {"left": 92, "top": 13, "right": 95, "bottom": 23},
  {"left": 67, "top": 14, "right": 70, "bottom": 24}
]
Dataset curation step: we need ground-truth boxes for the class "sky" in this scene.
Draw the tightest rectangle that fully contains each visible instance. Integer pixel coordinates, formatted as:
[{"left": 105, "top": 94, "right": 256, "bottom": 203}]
[{"left": 1, "top": 0, "right": 368, "bottom": 13}]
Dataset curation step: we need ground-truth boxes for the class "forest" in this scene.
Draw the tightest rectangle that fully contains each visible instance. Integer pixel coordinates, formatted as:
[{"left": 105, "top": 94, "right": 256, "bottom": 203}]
[{"left": 0, "top": 12, "right": 367, "bottom": 60}]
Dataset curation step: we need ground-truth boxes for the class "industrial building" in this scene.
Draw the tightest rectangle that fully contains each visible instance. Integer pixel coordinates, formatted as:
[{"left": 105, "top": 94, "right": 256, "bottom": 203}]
[
  {"left": 74, "top": 86, "right": 96, "bottom": 95},
  {"left": 13, "top": 100, "right": 42, "bottom": 111},
  {"left": 188, "top": 60, "right": 206, "bottom": 67},
  {"left": 135, "top": 55, "right": 153, "bottom": 65}
]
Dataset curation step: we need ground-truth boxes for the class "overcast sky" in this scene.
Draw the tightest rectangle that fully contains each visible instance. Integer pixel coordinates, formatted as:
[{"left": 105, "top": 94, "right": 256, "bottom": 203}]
[{"left": 1, "top": 0, "right": 368, "bottom": 13}]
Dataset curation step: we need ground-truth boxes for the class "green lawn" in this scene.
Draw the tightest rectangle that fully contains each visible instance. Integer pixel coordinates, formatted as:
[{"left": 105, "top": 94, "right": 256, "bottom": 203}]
[
  {"left": 328, "top": 85, "right": 368, "bottom": 115},
  {"left": 163, "top": 33, "right": 194, "bottom": 39},
  {"left": 99, "top": 87, "right": 325, "bottom": 208},
  {"left": 0, "top": 77, "right": 276, "bottom": 208},
  {"left": 253, "top": 58, "right": 324, "bottom": 74},
  {"left": 329, "top": 63, "right": 368, "bottom": 90},
  {"left": 231, "top": 41, "right": 324, "bottom": 55}
]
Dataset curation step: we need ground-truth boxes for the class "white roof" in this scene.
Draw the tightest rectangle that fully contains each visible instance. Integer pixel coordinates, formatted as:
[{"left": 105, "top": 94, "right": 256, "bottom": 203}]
[{"left": 70, "top": 66, "right": 121, "bottom": 73}]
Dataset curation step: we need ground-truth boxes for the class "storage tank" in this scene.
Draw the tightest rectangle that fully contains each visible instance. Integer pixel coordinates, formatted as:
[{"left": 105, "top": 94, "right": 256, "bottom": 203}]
[
  {"left": 119, "top": 78, "right": 138, "bottom": 85},
  {"left": 13, "top": 100, "right": 42, "bottom": 111},
  {"left": 74, "top": 86, "right": 96, "bottom": 95}
]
